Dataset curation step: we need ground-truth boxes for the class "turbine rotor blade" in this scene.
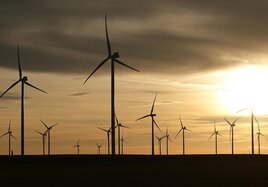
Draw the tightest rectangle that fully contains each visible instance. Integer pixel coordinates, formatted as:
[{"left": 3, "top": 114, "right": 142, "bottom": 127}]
[
  {"left": 208, "top": 132, "right": 215, "bottom": 140},
  {"left": 114, "top": 59, "right": 139, "bottom": 72},
  {"left": 83, "top": 57, "right": 110, "bottom": 85},
  {"left": 224, "top": 117, "right": 232, "bottom": 126},
  {"left": 232, "top": 117, "right": 240, "bottom": 125},
  {"left": 121, "top": 125, "right": 130, "bottom": 129},
  {"left": 179, "top": 115, "right": 183, "bottom": 128},
  {"left": 40, "top": 119, "right": 49, "bottom": 129},
  {"left": 115, "top": 113, "right": 119, "bottom": 125},
  {"left": 175, "top": 128, "right": 183, "bottom": 138},
  {"left": 105, "top": 14, "right": 111, "bottom": 56},
  {"left": 98, "top": 127, "right": 108, "bottom": 132},
  {"left": 35, "top": 130, "right": 43, "bottom": 136},
  {"left": 0, "top": 80, "right": 20, "bottom": 98},
  {"left": 50, "top": 123, "right": 59, "bottom": 129},
  {"left": 17, "top": 46, "right": 22, "bottom": 79},
  {"left": 25, "top": 82, "right": 47, "bottom": 94},
  {"left": 0, "top": 132, "right": 9, "bottom": 137},
  {"left": 136, "top": 114, "right": 151, "bottom": 121},
  {"left": 185, "top": 128, "right": 191, "bottom": 131},
  {"left": 10, "top": 134, "right": 17, "bottom": 140},
  {"left": 8, "top": 120, "right": 11, "bottom": 132},
  {"left": 153, "top": 119, "right": 161, "bottom": 132},
  {"left": 150, "top": 94, "right": 157, "bottom": 114}
]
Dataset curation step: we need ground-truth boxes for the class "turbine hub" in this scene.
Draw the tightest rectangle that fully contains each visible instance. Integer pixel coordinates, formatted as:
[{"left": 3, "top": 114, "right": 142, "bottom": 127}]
[
  {"left": 113, "top": 52, "right": 120, "bottom": 58},
  {"left": 22, "top": 76, "right": 28, "bottom": 81}
]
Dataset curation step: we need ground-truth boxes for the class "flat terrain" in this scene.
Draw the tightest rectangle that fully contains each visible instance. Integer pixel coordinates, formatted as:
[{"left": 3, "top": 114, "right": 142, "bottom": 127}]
[{"left": 1, "top": 154, "right": 268, "bottom": 186}]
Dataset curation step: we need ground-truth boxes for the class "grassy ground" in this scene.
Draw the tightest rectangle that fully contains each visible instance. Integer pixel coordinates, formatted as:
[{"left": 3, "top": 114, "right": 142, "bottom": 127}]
[{"left": 1, "top": 154, "right": 268, "bottom": 186}]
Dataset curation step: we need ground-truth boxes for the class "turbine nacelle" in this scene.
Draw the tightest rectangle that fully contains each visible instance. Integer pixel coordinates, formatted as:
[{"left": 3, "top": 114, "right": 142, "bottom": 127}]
[
  {"left": 151, "top": 114, "right": 156, "bottom": 117},
  {"left": 112, "top": 52, "right": 120, "bottom": 59},
  {"left": 22, "top": 76, "right": 28, "bottom": 82}
]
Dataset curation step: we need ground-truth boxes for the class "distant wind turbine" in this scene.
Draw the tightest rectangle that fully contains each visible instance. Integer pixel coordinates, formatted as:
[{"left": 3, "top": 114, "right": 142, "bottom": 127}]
[
  {"left": 115, "top": 114, "right": 130, "bottom": 155},
  {"left": 96, "top": 143, "right": 103, "bottom": 155},
  {"left": 35, "top": 130, "right": 47, "bottom": 155},
  {"left": 83, "top": 14, "right": 139, "bottom": 155},
  {"left": 120, "top": 135, "right": 127, "bottom": 155},
  {"left": 224, "top": 117, "right": 240, "bottom": 154},
  {"left": 98, "top": 127, "right": 111, "bottom": 154},
  {"left": 0, "top": 120, "right": 17, "bottom": 155},
  {"left": 73, "top": 139, "right": 80, "bottom": 155},
  {"left": 40, "top": 119, "right": 59, "bottom": 155},
  {"left": 237, "top": 108, "right": 256, "bottom": 154},
  {"left": 175, "top": 115, "right": 191, "bottom": 155},
  {"left": 0, "top": 46, "right": 47, "bottom": 156},
  {"left": 136, "top": 94, "right": 161, "bottom": 155},
  {"left": 165, "top": 127, "right": 173, "bottom": 155},
  {"left": 208, "top": 121, "right": 222, "bottom": 155},
  {"left": 254, "top": 115, "right": 266, "bottom": 155},
  {"left": 155, "top": 135, "right": 165, "bottom": 155}
]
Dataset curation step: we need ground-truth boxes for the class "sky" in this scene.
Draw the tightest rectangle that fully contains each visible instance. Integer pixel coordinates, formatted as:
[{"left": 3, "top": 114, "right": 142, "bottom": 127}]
[{"left": 1, "top": 0, "right": 268, "bottom": 155}]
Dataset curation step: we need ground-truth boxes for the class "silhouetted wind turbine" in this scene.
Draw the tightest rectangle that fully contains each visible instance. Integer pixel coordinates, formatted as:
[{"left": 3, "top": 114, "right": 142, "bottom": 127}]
[
  {"left": 84, "top": 14, "right": 139, "bottom": 155},
  {"left": 237, "top": 108, "right": 256, "bottom": 154},
  {"left": 115, "top": 114, "right": 130, "bottom": 155},
  {"left": 165, "top": 127, "right": 173, "bottom": 155},
  {"left": 0, "top": 46, "right": 47, "bottom": 156},
  {"left": 40, "top": 119, "right": 59, "bottom": 155},
  {"left": 254, "top": 115, "right": 266, "bottom": 155},
  {"left": 175, "top": 115, "right": 191, "bottom": 155},
  {"left": 96, "top": 143, "right": 102, "bottom": 155},
  {"left": 224, "top": 117, "right": 240, "bottom": 154},
  {"left": 208, "top": 121, "right": 222, "bottom": 155},
  {"left": 120, "top": 135, "right": 127, "bottom": 155},
  {"left": 0, "top": 120, "right": 17, "bottom": 155},
  {"left": 98, "top": 127, "right": 111, "bottom": 154},
  {"left": 155, "top": 135, "right": 165, "bottom": 155},
  {"left": 136, "top": 94, "right": 161, "bottom": 155},
  {"left": 35, "top": 130, "right": 47, "bottom": 155},
  {"left": 73, "top": 139, "right": 80, "bottom": 155}
]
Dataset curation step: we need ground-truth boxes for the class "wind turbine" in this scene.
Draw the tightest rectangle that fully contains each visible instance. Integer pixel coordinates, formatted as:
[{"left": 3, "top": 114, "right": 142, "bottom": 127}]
[
  {"left": 224, "top": 117, "right": 240, "bottom": 154},
  {"left": 254, "top": 115, "right": 266, "bottom": 155},
  {"left": 0, "top": 46, "right": 47, "bottom": 156},
  {"left": 208, "top": 121, "right": 222, "bottom": 155},
  {"left": 155, "top": 135, "right": 165, "bottom": 155},
  {"left": 237, "top": 108, "right": 256, "bottom": 154},
  {"left": 73, "top": 139, "right": 80, "bottom": 155},
  {"left": 115, "top": 114, "right": 130, "bottom": 155},
  {"left": 136, "top": 94, "right": 161, "bottom": 155},
  {"left": 0, "top": 120, "right": 17, "bottom": 155},
  {"left": 120, "top": 135, "right": 127, "bottom": 155},
  {"left": 83, "top": 14, "right": 139, "bottom": 155},
  {"left": 165, "top": 127, "right": 173, "bottom": 155},
  {"left": 40, "top": 119, "right": 59, "bottom": 155},
  {"left": 98, "top": 127, "right": 111, "bottom": 154},
  {"left": 96, "top": 143, "right": 103, "bottom": 155},
  {"left": 35, "top": 130, "right": 47, "bottom": 155},
  {"left": 175, "top": 115, "right": 191, "bottom": 155}
]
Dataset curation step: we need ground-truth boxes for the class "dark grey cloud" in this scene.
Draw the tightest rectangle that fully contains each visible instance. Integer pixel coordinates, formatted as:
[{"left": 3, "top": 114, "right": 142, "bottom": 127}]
[
  {"left": 0, "top": 93, "right": 30, "bottom": 100},
  {"left": 0, "top": 0, "right": 267, "bottom": 76},
  {"left": 69, "top": 91, "right": 90, "bottom": 96}
]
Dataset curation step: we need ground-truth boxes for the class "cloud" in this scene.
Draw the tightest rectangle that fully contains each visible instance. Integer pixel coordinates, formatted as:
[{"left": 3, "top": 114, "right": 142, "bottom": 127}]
[
  {"left": 69, "top": 91, "right": 90, "bottom": 96},
  {"left": 0, "top": 93, "right": 30, "bottom": 100},
  {"left": 0, "top": 0, "right": 268, "bottom": 75}
]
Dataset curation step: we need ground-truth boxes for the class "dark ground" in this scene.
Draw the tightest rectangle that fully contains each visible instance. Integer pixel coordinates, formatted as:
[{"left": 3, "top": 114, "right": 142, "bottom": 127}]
[{"left": 1, "top": 154, "right": 268, "bottom": 186}]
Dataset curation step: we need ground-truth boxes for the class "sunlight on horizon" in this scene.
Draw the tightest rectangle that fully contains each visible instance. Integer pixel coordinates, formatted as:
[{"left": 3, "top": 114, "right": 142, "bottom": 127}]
[{"left": 219, "top": 65, "right": 268, "bottom": 115}]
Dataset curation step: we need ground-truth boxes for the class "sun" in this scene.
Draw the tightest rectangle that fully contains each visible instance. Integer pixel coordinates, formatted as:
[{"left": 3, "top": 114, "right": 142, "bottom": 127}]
[{"left": 219, "top": 65, "right": 268, "bottom": 115}]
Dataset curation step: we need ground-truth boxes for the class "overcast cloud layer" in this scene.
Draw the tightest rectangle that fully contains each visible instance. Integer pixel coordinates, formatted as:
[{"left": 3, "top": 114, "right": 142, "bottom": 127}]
[{"left": 0, "top": 0, "right": 268, "bottom": 75}]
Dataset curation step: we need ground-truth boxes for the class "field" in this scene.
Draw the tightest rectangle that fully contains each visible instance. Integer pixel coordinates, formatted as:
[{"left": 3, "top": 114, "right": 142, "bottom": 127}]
[{"left": 1, "top": 154, "right": 268, "bottom": 186}]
